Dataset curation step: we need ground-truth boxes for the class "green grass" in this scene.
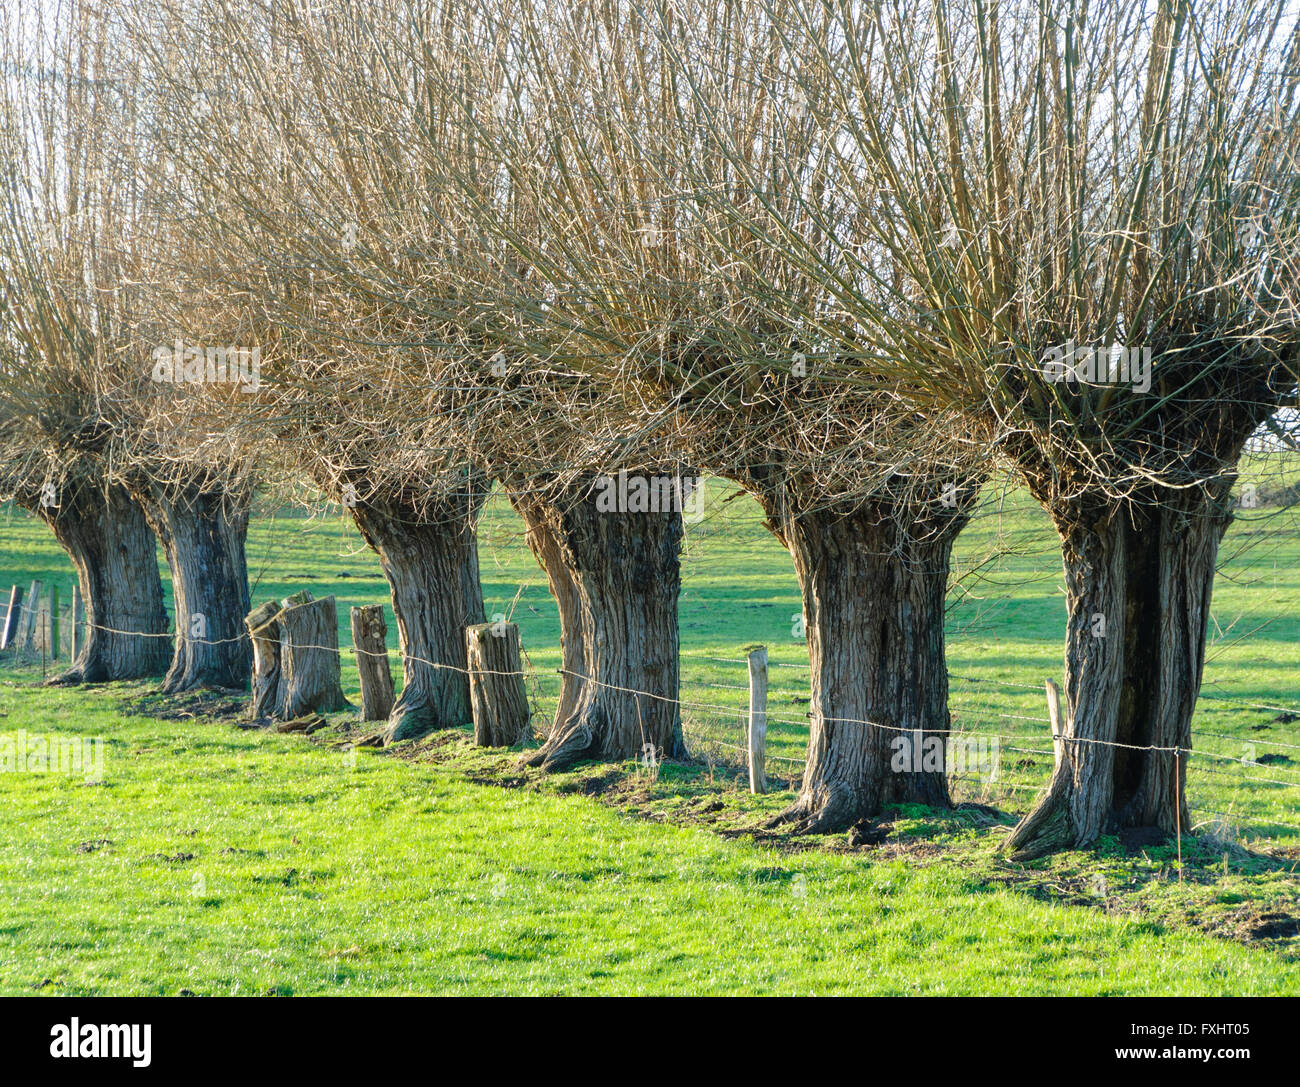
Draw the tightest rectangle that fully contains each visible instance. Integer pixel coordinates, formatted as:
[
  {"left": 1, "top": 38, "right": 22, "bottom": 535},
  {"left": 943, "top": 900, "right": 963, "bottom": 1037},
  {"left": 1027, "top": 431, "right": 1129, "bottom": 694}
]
[
  {"left": 0, "top": 675, "right": 1296, "bottom": 995},
  {"left": 1, "top": 460, "right": 1299, "bottom": 994}
]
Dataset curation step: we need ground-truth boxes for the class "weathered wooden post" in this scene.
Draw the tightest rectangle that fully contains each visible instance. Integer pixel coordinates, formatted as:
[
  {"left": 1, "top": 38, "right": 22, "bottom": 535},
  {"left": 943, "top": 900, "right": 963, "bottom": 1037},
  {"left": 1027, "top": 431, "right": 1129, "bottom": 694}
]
[
  {"left": 1045, "top": 678, "right": 1064, "bottom": 769},
  {"left": 245, "top": 600, "right": 283, "bottom": 720},
  {"left": 747, "top": 645, "right": 768, "bottom": 794},
  {"left": 466, "top": 621, "right": 530, "bottom": 747},
  {"left": 276, "top": 591, "right": 350, "bottom": 719},
  {"left": 48, "top": 585, "right": 60, "bottom": 661},
  {"left": 17, "top": 580, "right": 41, "bottom": 653},
  {"left": 1, "top": 586, "right": 22, "bottom": 650},
  {"left": 68, "top": 586, "right": 83, "bottom": 662},
  {"left": 350, "top": 605, "right": 395, "bottom": 721}
]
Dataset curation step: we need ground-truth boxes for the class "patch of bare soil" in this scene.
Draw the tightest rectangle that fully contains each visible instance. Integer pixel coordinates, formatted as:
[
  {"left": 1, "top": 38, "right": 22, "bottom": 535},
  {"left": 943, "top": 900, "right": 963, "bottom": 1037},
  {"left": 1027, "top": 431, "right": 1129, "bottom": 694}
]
[
  {"left": 1193, "top": 904, "right": 1300, "bottom": 952},
  {"left": 1118, "top": 825, "right": 1168, "bottom": 853},
  {"left": 120, "top": 687, "right": 246, "bottom": 723}
]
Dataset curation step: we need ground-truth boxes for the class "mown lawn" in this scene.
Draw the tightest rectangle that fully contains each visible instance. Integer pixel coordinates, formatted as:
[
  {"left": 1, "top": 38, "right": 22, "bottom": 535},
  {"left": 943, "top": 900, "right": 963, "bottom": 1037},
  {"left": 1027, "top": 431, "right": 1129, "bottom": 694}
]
[{"left": 1, "top": 462, "right": 1299, "bottom": 994}]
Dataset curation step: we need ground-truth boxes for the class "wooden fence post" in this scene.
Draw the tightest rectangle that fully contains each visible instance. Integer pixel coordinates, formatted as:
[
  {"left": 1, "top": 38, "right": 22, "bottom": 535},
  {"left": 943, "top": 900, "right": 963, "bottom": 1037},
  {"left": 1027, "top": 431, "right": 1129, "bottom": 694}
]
[
  {"left": 18, "top": 580, "right": 41, "bottom": 652},
  {"left": 69, "top": 585, "right": 83, "bottom": 661},
  {"left": 747, "top": 645, "right": 768, "bottom": 794},
  {"left": 0, "top": 586, "right": 21, "bottom": 650},
  {"left": 350, "top": 605, "right": 395, "bottom": 721},
  {"left": 466, "top": 621, "right": 530, "bottom": 747},
  {"left": 49, "top": 585, "right": 60, "bottom": 660},
  {"left": 245, "top": 600, "right": 283, "bottom": 720},
  {"left": 1045, "top": 678, "right": 1064, "bottom": 769},
  {"left": 276, "top": 592, "right": 350, "bottom": 719}
]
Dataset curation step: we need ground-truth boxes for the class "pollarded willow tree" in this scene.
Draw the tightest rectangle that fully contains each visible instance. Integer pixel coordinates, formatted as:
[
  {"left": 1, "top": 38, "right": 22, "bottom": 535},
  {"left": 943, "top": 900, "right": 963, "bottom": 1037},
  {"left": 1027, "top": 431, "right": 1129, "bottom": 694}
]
[
  {"left": 0, "top": 0, "right": 171, "bottom": 683},
  {"left": 4, "top": 0, "right": 258, "bottom": 695},
  {"left": 125, "top": 0, "right": 493, "bottom": 738},
  {"left": 127, "top": 0, "right": 686, "bottom": 763},
  {"left": 761, "top": 0, "right": 1300, "bottom": 854},
  {"left": 454, "top": 0, "right": 986, "bottom": 825}
]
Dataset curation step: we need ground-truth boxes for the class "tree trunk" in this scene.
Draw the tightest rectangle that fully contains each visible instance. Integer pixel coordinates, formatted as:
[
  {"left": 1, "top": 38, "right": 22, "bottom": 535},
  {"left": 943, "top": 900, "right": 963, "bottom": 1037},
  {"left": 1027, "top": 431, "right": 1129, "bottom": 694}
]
[
  {"left": 1006, "top": 484, "right": 1231, "bottom": 859},
  {"left": 511, "top": 494, "right": 586, "bottom": 736},
  {"left": 512, "top": 475, "right": 684, "bottom": 773},
  {"left": 348, "top": 485, "right": 487, "bottom": 744},
  {"left": 31, "top": 480, "right": 170, "bottom": 684},
  {"left": 276, "top": 592, "right": 350, "bottom": 718},
  {"left": 351, "top": 605, "right": 396, "bottom": 721},
  {"left": 466, "top": 621, "right": 531, "bottom": 747},
  {"left": 762, "top": 493, "right": 969, "bottom": 833},
  {"left": 135, "top": 479, "right": 253, "bottom": 693}
]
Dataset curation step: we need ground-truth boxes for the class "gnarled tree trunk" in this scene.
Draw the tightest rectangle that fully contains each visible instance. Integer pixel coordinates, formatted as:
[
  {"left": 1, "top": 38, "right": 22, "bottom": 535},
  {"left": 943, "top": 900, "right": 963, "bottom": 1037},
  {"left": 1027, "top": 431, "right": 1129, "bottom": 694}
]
[
  {"left": 760, "top": 487, "right": 972, "bottom": 833},
  {"left": 511, "top": 494, "right": 586, "bottom": 737},
  {"left": 1006, "top": 483, "right": 1231, "bottom": 859},
  {"left": 32, "top": 479, "right": 170, "bottom": 684},
  {"left": 347, "top": 481, "right": 487, "bottom": 744},
  {"left": 510, "top": 473, "right": 684, "bottom": 773},
  {"left": 135, "top": 477, "right": 253, "bottom": 693}
]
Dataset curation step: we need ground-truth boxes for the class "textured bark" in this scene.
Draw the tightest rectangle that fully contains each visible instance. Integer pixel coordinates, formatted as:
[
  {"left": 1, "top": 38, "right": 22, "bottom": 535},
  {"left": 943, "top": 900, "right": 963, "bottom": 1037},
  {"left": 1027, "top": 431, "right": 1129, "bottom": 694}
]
[
  {"left": 466, "top": 621, "right": 531, "bottom": 747},
  {"left": 135, "top": 479, "right": 253, "bottom": 693},
  {"left": 760, "top": 491, "right": 970, "bottom": 832},
  {"left": 14, "top": 579, "right": 40, "bottom": 653},
  {"left": 246, "top": 600, "right": 284, "bottom": 719},
  {"left": 351, "top": 605, "right": 396, "bottom": 721},
  {"left": 512, "top": 475, "right": 684, "bottom": 773},
  {"left": 1006, "top": 484, "right": 1231, "bottom": 859},
  {"left": 28, "top": 480, "right": 169, "bottom": 684},
  {"left": 348, "top": 485, "right": 487, "bottom": 744},
  {"left": 276, "top": 592, "right": 350, "bottom": 718},
  {"left": 511, "top": 494, "right": 586, "bottom": 735}
]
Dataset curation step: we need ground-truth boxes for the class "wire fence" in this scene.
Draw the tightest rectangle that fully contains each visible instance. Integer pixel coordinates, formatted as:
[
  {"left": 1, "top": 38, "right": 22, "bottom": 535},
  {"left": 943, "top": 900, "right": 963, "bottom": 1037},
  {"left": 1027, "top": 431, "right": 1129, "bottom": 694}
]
[{"left": 4, "top": 590, "right": 1299, "bottom": 846}]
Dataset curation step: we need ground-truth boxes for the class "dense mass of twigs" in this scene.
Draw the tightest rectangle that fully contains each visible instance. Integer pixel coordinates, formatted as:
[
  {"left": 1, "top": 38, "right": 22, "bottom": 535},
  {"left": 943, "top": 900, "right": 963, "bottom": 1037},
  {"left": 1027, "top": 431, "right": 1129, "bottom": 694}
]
[{"left": 1, "top": 0, "right": 1297, "bottom": 529}]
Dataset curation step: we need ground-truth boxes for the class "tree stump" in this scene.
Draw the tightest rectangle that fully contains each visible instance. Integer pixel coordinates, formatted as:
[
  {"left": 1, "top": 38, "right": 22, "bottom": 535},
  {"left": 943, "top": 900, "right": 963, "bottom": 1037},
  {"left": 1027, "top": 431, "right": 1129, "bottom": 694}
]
[
  {"left": 350, "top": 605, "right": 395, "bottom": 721},
  {"left": 466, "top": 621, "right": 530, "bottom": 747},
  {"left": 277, "top": 591, "right": 350, "bottom": 718},
  {"left": 246, "top": 600, "right": 284, "bottom": 720}
]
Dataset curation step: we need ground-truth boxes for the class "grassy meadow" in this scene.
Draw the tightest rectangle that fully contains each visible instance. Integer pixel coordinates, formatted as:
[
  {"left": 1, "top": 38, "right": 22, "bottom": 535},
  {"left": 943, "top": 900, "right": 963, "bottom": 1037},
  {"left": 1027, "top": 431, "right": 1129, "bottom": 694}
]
[{"left": 2, "top": 459, "right": 1300, "bottom": 994}]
